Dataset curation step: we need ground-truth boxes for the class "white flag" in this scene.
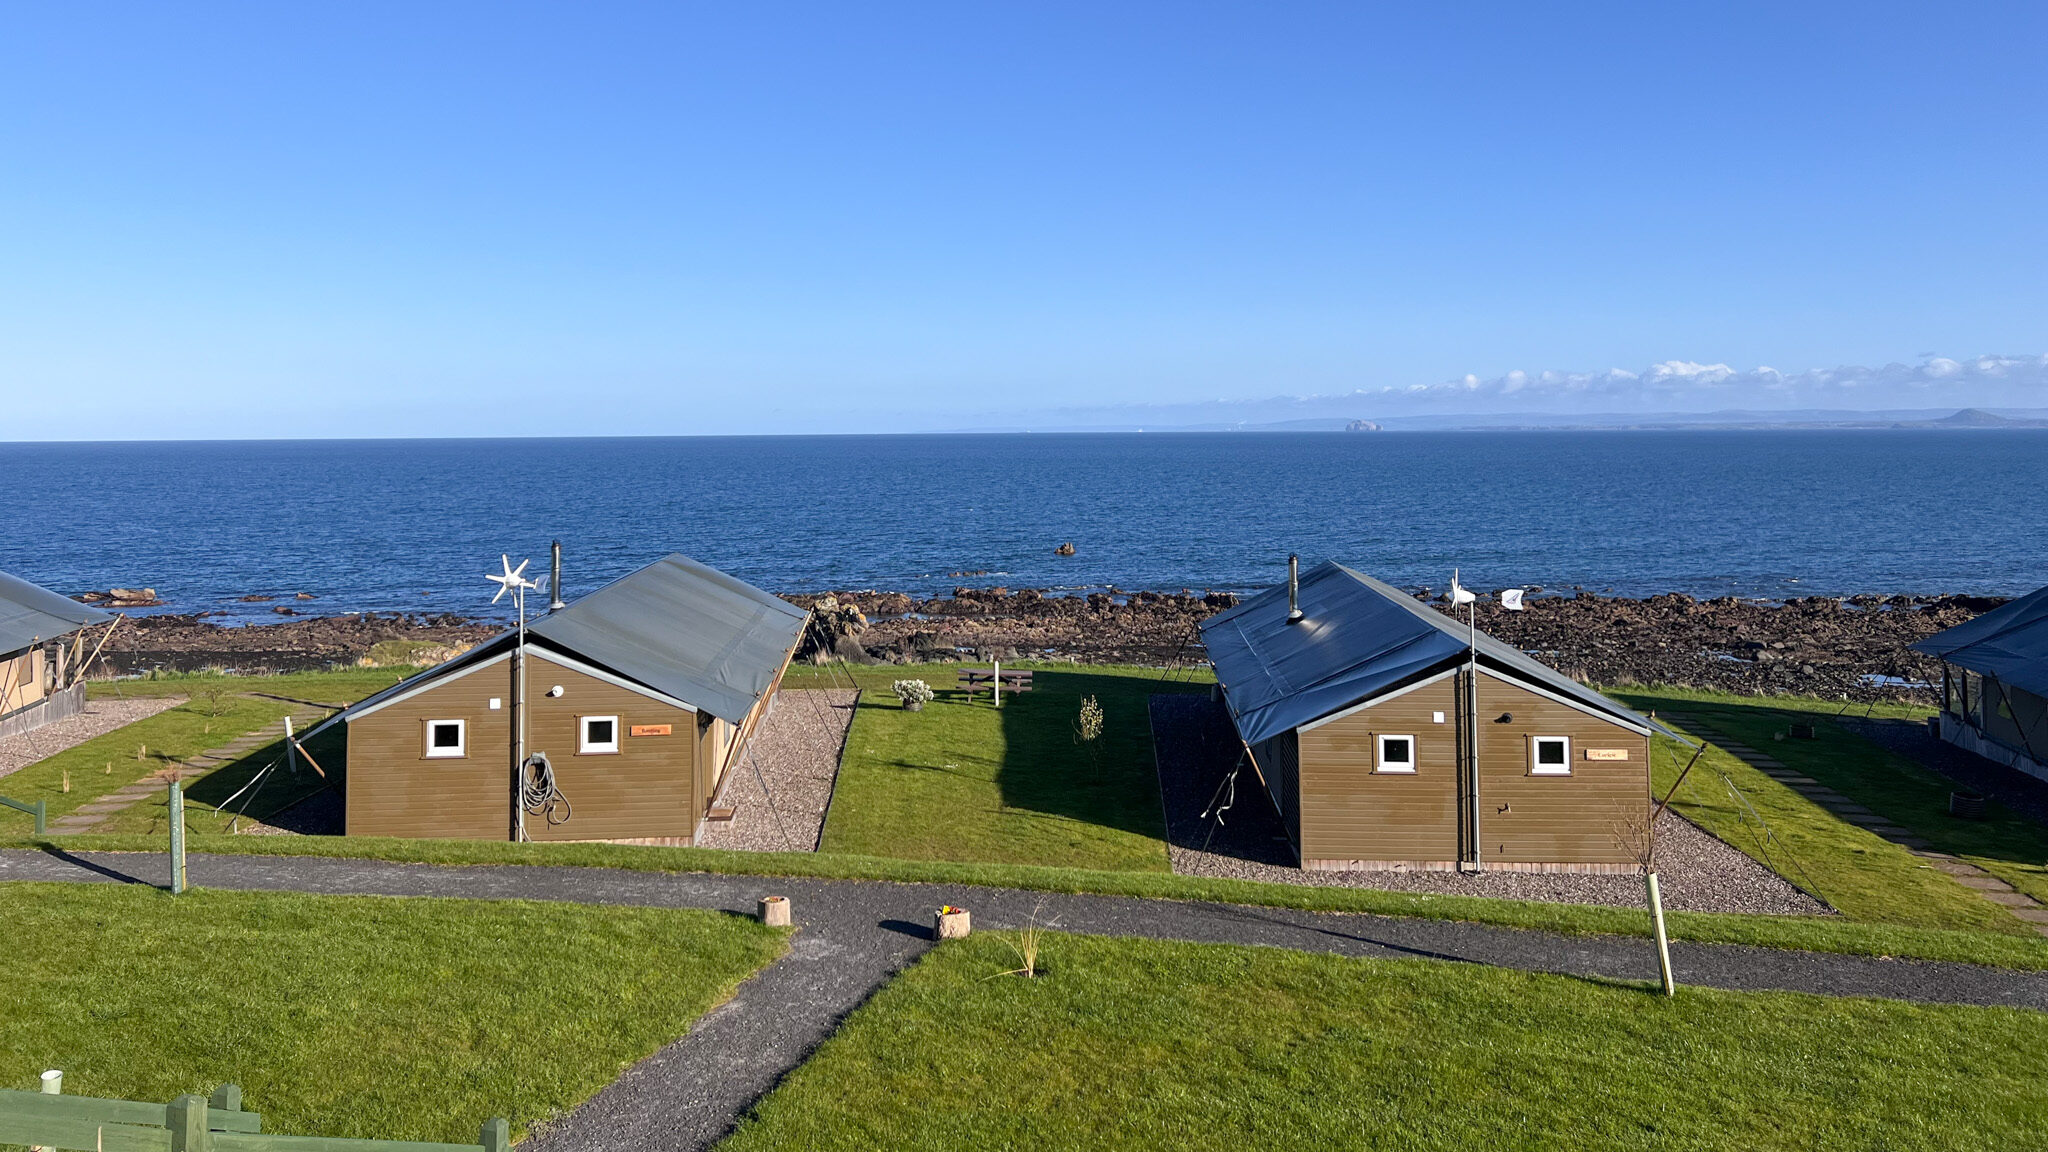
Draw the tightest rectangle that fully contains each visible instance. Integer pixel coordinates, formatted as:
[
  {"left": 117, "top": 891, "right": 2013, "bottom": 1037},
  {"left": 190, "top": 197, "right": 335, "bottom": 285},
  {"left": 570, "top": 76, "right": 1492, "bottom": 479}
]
[
  {"left": 1448, "top": 570, "right": 1476, "bottom": 606},
  {"left": 1501, "top": 588, "right": 1526, "bottom": 611}
]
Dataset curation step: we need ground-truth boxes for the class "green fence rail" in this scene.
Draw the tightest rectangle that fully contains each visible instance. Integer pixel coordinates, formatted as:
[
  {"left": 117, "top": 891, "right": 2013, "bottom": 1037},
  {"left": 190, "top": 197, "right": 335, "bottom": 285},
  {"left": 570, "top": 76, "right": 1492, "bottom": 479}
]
[
  {"left": 0, "top": 1085, "right": 508, "bottom": 1152},
  {"left": 0, "top": 794, "right": 44, "bottom": 835}
]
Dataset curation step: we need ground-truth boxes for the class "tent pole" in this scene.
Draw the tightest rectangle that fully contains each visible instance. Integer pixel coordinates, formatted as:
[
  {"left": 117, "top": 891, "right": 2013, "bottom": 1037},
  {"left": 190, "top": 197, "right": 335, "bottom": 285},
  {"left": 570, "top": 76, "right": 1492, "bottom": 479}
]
[{"left": 1467, "top": 599, "right": 1481, "bottom": 870}]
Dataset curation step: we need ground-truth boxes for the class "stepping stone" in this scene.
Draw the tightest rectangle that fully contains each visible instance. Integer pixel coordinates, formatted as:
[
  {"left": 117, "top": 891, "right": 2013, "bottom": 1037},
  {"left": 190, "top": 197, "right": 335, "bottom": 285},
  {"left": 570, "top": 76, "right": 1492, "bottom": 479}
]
[
  {"left": 1866, "top": 826, "right": 1916, "bottom": 838},
  {"left": 1981, "top": 890, "right": 2041, "bottom": 908},
  {"left": 1893, "top": 837, "right": 1936, "bottom": 850},
  {"left": 1922, "top": 858, "right": 1982, "bottom": 875},
  {"left": 2010, "top": 908, "right": 2048, "bottom": 924},
  {"left": 1953, "top": 874, "right": 2017, "bottom": 891},
  {"left": 1828, "top": 804, "right": 1878, "bottom": 817},
  {"left": 72, "top": 802, "right": 131, "bottom": 814}
]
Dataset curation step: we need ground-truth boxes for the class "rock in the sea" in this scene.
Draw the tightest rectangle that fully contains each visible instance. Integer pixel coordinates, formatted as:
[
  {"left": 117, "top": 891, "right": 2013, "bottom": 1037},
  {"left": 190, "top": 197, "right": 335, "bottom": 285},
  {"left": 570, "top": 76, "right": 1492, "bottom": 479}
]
[{"left": 1054, "top": 542, "right": 1076, "bottom": 556}]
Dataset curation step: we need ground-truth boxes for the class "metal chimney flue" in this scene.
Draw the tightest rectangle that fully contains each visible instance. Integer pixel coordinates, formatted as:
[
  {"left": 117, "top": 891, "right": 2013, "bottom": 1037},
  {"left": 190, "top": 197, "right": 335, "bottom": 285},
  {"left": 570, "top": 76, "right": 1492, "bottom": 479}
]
[
  {"left": 548, "top": 541, "right": 566, "bottom": 611},
  {"left": 1286, "top": 554, "right": 1304, "bottom": 624}
]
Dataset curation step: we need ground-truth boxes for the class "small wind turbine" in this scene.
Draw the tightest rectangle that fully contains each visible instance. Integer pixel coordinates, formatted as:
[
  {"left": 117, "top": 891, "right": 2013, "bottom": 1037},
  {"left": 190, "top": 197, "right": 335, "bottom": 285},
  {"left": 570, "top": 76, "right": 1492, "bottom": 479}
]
[{"left": 487, "top": 555, "right": 540, "bottom": 842}]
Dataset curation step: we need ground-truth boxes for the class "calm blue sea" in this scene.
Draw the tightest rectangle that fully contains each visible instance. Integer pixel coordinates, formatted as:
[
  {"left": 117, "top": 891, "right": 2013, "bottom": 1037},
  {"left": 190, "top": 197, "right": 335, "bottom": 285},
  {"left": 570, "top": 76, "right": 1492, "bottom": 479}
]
[{"left": 0, "top": 432, "right": 2042, "bottom": 623}]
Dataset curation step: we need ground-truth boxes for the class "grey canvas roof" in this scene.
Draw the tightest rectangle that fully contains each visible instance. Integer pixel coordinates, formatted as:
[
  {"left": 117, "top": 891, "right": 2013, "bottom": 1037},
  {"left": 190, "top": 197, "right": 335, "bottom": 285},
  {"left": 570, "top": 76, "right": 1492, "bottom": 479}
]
[
  {"left": 0, "top": 570, "right": 111, "bottom": 656},
  {"left": 328, "top": 553, "right": 808, "bottom": 730},
  {"left": 1201, "top": 561, "right": 1662, "bottom": 747},
  {"left": 1911, "top": 584, "right": 2048, "bottom": 700}
]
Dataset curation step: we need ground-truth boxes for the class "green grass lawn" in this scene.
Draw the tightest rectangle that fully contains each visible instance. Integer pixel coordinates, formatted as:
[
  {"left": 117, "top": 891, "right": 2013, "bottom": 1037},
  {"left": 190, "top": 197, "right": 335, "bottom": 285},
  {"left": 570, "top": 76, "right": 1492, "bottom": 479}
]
[
  {"left": 0, "top": 670, "right": 416, "bottom": 838},
  {"left": 812, "top": 662, "right": 1204, "bottom": 872},
  {"left": 1618, "top": 688, "right": 2040, "bottom": 934},
  {"left": 0, "top": 882, "right": 783, "bottom": 1144},
  {"left": 721, "top": 932, "right": 2048, "bottom": 1152}
]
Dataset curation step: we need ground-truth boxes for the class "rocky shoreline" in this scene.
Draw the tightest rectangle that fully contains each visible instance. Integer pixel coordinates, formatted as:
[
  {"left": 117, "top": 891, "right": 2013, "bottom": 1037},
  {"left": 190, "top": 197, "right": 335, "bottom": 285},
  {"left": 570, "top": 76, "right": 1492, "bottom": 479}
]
[{"left": 91, "top": 587, "right": 1999, "bottom": 703}]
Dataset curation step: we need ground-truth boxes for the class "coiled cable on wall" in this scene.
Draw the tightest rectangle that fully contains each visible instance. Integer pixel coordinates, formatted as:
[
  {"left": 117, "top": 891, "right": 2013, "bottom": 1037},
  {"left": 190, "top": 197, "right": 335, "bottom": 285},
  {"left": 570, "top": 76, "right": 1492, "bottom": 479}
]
[{"left": 522, "top": 751, "right": 573, "bottom": 826}]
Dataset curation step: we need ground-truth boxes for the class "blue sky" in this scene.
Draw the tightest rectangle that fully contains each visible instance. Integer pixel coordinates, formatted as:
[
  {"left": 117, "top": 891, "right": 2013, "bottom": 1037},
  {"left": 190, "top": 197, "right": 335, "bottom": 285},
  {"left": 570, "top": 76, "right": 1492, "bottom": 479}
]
[{"left": 5, "top": 2, "right": 2048, "bottom": 437}]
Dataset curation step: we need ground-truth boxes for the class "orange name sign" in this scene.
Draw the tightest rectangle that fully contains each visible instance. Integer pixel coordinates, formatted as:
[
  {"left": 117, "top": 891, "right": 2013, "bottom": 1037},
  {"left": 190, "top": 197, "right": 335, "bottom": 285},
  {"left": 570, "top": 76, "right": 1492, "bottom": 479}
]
[
  {"left": 630, "top": 724, "right": 672, "bottom": 737},
  {"left": 1583, "top": 748, "right": 1630, "bottom": 761}
]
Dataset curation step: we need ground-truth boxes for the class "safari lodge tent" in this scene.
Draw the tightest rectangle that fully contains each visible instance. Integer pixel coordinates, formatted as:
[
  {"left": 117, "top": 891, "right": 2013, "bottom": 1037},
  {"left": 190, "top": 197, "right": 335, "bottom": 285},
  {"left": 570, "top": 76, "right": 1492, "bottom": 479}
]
[
  {"left": 0, "top": 570, "right": 111, "bottom": 740},
  {"left": 1200, "top": 561, "right": 1663, "bottom": 873},
  {"left": 1914, "top": 584, "right": 2048, "bottom": 784},
  {"left": 321, "top": 554, "right": 808, "bottom": 843}
]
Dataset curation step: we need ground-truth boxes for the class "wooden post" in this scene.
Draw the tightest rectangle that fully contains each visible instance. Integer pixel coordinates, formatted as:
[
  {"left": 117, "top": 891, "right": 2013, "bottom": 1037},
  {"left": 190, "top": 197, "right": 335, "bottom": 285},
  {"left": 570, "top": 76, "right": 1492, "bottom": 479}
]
[
  {"left": 992, "top": 658, "right": 1001, "bottom": 708},
  {"left": 208, "top": 1084, "right": 241, "bottom": 1113},
  {"left": 167, "top": 1094, "right": 209, "bottom": 1151},
  {"left": 284, "top": 716, "right": 299, "bottom": 776},
  {"left": 1646, "top": 871, "right": 1675, "bottom": 996},
  {"left": 168, "top": 781, "right": 187, "bottom": 895},
  {"left": 32, "top": 799, "right": 44, "bottom": 837},
  {"left": 480, "top": 1117, "right": 510, "bottom": 1152}
]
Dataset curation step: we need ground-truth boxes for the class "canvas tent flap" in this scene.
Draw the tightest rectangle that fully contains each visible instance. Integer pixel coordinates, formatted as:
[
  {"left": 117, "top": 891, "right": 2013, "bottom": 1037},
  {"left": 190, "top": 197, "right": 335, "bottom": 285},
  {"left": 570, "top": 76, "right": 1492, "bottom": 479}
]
[
  {"left": 0, "top": 570, "right": 111, "bottom": 655},
  {"left": 1202, "top": 561, "right": 1666, "bottom": 746},
  {"left": 1912, "top": 585, "right": 2048, "bottom": 700},
  {"left": 529, "top": 553, "right": 808, "bottom": 725}
]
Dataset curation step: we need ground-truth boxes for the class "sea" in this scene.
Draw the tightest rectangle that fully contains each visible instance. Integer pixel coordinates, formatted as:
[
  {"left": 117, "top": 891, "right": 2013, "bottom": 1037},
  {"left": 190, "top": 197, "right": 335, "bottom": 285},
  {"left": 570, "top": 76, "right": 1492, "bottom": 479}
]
[{"left": 1, "top": 431, "right": 2042, "bottom": 624}]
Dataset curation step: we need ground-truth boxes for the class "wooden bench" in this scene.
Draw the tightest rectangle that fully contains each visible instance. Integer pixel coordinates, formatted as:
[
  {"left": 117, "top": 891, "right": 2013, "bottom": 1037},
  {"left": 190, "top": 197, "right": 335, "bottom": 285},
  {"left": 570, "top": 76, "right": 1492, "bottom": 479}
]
[{"left": 958, "top": 667, "right": 1033, "bottom": 702}]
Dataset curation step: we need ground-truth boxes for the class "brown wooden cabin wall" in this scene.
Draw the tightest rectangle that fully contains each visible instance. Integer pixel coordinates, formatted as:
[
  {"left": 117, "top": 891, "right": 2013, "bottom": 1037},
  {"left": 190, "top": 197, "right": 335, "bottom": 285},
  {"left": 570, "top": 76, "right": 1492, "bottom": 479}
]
[
  {"left": 346, "top": 652, "right": 698, "bottom": 842},
  {"left": 1296, "top": 676, "right": 1460, "bottom": 866},
  {"left": 346, "top": 657, "right": 516, "bottom": 839},
  {"left": 523, "top": 653, "right": 697, "bottom": 842},
  {"left": 1474, "top": 671, "right": 1650, "bottom": 866}
]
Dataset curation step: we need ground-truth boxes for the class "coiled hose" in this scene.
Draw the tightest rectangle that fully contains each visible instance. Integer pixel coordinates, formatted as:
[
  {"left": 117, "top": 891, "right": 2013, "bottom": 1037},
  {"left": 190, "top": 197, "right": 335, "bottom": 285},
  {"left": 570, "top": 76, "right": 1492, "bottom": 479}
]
[{"left": 522, "top": 751, "right": 573, "bottom": 826}]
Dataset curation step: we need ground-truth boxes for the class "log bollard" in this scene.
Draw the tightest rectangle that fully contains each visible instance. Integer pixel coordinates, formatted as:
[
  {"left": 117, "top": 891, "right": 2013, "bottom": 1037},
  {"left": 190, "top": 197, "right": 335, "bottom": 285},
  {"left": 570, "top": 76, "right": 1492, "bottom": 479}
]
[
  {"left": 759, "top": 895, "right": 792, "bottom": 927},
  {"left": 934, "top": 905, "right": 971, "bottom": 940}
]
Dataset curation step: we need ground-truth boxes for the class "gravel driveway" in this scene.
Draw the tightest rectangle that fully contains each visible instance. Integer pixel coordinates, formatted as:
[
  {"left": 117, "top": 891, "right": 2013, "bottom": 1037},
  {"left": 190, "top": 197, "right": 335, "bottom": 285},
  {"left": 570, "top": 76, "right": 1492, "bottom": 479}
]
[
  {"left": 696, "top": 689, "right": 859, "bottom": 852},
  {"left": 0, "top": 694, "right": 183, "bottom": 780},
  {"left": 1151, "top": 693, "right": 1826, "bottom": 915}
]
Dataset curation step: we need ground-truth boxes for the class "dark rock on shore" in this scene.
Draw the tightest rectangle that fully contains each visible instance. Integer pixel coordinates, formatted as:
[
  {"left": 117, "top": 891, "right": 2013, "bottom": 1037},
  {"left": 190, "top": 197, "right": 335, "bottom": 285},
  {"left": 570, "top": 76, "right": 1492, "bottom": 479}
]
[{"left": 90, "top": 585, "right": 1997, "bottom": 702}]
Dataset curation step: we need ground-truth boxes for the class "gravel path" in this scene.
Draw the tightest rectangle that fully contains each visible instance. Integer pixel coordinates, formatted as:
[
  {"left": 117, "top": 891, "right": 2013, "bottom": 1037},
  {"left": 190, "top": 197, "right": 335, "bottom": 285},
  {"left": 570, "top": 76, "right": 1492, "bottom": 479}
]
[
  {"left": 0, "top": 695, "right": 183, "bottom": 781},
  {"left": 1150, "top": 693, "right": 1826, "bottom": 915},
  {"left": 696, "top": 690, "right": 859, "bottom": 853}
]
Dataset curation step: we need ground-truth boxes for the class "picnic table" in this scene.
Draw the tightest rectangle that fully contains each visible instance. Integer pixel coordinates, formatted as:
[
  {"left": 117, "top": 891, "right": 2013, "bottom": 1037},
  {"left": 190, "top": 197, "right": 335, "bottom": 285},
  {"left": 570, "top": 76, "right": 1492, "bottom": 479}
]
[{"left": 958, "top": 666, "right": 1033, "bottom": 702}]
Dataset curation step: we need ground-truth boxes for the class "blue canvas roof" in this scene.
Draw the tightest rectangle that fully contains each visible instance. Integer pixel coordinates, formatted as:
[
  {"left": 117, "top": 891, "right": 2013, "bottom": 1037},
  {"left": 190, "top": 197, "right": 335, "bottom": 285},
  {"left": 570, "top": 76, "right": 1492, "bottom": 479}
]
[
  {"left": 0, "top": 569, "right": 111, "bottom": 655},
  {"left": 1200, "top": 561, "right": 1660, "bottom": 746},
  {"left": 1911, "top": 584, "right": 2048, "bottom": 700}
]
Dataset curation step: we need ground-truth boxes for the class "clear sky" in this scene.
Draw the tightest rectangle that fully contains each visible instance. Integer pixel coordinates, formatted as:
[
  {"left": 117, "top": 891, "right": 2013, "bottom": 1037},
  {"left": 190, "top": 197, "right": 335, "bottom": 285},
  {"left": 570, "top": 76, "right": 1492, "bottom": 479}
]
[{"left": 5, "top": 2, "right": 2047, "bottom": 437}]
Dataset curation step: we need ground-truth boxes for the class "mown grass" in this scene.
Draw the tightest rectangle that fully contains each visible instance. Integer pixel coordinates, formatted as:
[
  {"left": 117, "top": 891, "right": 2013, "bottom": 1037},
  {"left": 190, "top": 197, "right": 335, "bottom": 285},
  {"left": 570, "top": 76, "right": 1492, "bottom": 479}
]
[
  {"left": 722, "top": 932, "right": 2048, "bottom": 1152},
  {"left": 0, "top": 883, "right": 783, "bottom": 1144},
  {"left": 811, "top": 662, "right": 1204, "bottom": 872},
  {"left": 11, "top": 832, "right": 2048, "bottom": 971},
  {"left": 1618, "top": 688, "right": 2038, "bottom": 934}
]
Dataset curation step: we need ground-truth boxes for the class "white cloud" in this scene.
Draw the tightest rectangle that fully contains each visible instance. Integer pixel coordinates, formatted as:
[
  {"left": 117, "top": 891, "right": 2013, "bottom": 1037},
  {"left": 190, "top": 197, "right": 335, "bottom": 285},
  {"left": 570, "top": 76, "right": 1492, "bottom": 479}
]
[{"left": 994, "top": 354, "right": 2048, "bottom": 428}]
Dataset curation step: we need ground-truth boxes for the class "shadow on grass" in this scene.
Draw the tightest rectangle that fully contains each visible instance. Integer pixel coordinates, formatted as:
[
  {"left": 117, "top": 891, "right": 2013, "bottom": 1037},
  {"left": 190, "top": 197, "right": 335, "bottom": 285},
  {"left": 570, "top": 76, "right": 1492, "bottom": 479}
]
[
  {"left": 994, "top": 669, "right": 1206, "bottom": 844},
  {"left": 183, "top": 723, "right": 349, "bottom": 835}
]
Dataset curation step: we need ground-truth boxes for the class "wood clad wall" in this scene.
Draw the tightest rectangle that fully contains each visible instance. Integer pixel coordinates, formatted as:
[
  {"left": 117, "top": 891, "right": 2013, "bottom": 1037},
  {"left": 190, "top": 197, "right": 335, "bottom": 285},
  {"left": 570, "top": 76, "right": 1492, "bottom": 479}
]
[
  {"left": 346, "top": 652, "right": 698, "bottom": 842},
  {"left": 1475, "top": 672, "right": 1649, "bottom": 866},
  {"left": 346, "top": 657, "right": 516, "bottom": 839},
  {"left": 1296, "top": 676, "right": 1459, "bottom": 864}
]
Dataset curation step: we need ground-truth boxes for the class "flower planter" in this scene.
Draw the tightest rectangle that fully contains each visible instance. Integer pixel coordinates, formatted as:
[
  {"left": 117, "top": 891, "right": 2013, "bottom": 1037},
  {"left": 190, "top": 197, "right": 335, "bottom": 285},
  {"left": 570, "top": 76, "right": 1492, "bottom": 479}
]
[
  {"left": 1789, "top": 723, "right": 1816, "bottom": 740},
  {"left": 758, "top": 895, "right": 792, "bottom": 927},
  {"left": 934, "top": 907, "right": 971, "bottom": 940},
  {"left": 904, "top": 701, "right": 924, "bottom": 712},
  {"left": 1951, "top": 791, "right": 1988, "bottom": 820}
]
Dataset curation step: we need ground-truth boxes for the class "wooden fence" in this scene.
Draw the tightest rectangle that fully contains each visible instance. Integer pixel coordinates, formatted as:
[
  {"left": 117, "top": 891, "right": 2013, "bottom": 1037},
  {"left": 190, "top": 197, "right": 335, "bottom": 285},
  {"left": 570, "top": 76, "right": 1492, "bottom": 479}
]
[
  {"left": 0, "top": 793, "right": 45, "bottom": 835},
  {"left": 0, "top": 1085, "right": 508, "bottom": 1152}
]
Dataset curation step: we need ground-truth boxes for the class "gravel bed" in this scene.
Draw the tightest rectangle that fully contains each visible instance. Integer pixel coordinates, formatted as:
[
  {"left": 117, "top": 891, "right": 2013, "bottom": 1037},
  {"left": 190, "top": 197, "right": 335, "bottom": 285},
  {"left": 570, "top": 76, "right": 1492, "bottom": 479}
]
[
  {"left": 1151, "top": 694, "right": 1826, "bottom": 915},
  {"left": 697, "top": 689, "right": 859, "bottom": 853},
  {"left": 0, "top": 695, "right": 184, "bottom": 780}
]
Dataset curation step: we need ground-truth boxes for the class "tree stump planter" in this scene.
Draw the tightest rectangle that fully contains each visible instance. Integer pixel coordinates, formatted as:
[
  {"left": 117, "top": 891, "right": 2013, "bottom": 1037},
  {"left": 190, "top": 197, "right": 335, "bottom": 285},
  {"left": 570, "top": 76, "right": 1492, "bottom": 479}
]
[
  {"left": 1789, "top": 723, "right": 1816, "bottom": 740},
  {"left": 904, "top": 701, "right": 924, "bottom": 712},
  {"left": 934, "top": 906, "right": 971, "bottom": 940},
  {"left": 759, "top": 895, "right": 792, "bottom": 926},
  {"left": 1951, "top": 791, "right": 1988, "bottom": 820}
]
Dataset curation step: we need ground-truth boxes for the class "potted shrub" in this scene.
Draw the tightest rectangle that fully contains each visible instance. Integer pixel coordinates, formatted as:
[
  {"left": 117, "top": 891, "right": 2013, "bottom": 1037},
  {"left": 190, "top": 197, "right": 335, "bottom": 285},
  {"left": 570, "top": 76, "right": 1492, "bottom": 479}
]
[
  {"left": 934, "top": 904, "right": 971, "bottom": 939},
  {"left": 893, "top": 678, "right": 935, "bottom": 712}
]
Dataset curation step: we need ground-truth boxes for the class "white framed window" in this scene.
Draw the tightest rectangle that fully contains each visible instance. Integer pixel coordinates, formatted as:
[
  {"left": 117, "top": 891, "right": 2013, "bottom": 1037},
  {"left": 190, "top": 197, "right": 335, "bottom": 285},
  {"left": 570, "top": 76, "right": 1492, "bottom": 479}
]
[
  {"left": 1531, "top": 735, "right": 1571, "bottom": 775},
  {"left": 579, "top": 714, "right": 620, "bottom": 755},
  {"left": 1375, "top": 733, "right": 1417, "bottom": 774},
  {"left": 424, "top": 719, "right": 467, "bottom": 759}
]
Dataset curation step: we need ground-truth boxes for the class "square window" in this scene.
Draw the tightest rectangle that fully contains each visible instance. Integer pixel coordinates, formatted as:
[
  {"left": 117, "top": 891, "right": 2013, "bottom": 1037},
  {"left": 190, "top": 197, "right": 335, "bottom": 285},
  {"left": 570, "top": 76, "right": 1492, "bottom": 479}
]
[
  {"left": 1531, "top": 736, "right": 1571, "bottom": 775},
  {"left": 580, "top": 715, "right": 620, "bottom": 755},
  {"left": 425, "top": 719, "right": 466, "bottom": 759},
  {"left": 1376, "top": 734, "right": 1416, "bottom": 773}
]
